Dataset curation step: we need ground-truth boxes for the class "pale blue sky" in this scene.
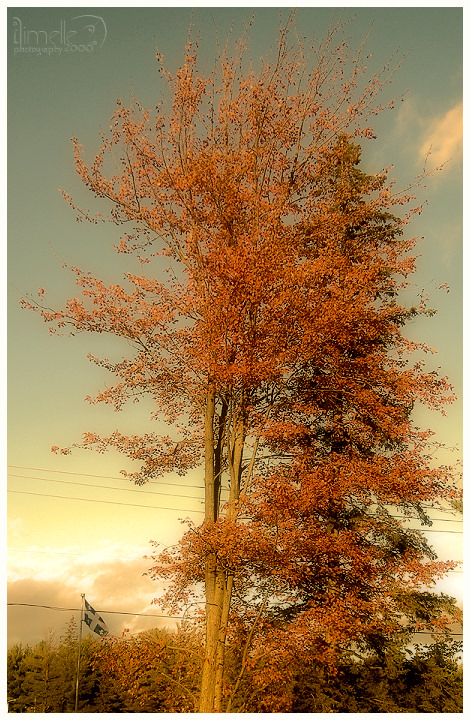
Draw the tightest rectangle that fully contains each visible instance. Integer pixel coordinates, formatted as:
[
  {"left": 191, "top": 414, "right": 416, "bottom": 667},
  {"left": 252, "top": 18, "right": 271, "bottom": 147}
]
[{"left": 7, "top": 6, "right": 462, "bottom": 646}]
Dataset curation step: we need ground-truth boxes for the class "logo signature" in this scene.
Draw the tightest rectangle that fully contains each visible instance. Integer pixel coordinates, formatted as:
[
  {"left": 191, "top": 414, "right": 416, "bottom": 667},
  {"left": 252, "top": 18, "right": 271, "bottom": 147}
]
[{"left": 12, "top": 15, "right": 107, "bottom": 56}]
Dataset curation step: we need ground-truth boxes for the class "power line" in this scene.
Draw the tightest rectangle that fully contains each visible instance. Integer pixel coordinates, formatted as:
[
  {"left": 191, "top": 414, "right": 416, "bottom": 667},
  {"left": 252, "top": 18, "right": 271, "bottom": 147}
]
[
  {"left": 383, "top": 515, "right": 462, "bottom": 524},
  {"left": 7, "top": 489, "right": 204, "bottom": 514},
  {"left": 11, "top": 473, "right": 461, "bottom": 523},
  {"left": 8, "top": 546, "right": 463, "bottom": 570},
  {"left": 7, "top": 465, "right": 462, "bottom": 519},
  {"left": 7, "top": 602, "right": 183, "bottom": 619},
  {"left": 403, "top": 528, "right": 463, "bottom": 534},
  {"left": 8, "top": 547, "right": 151, "bottom": 561},
  {"left": 7, "top": 489, "right": 463, "bottom": 532},
  {"left": 7, "top": 463, "right": 207, "bottom": 490},
  {"left": 8, "top": 465, "right": 460, "bottom": 518},
  {"left": 6, "top": 603, "right": 462, "bottom": 637},
  {"left": 11, "top": 471, "right": 457, "bottom": 524},
  {"left": 8, "top": 472, "right": 205, "bottom": 502}
]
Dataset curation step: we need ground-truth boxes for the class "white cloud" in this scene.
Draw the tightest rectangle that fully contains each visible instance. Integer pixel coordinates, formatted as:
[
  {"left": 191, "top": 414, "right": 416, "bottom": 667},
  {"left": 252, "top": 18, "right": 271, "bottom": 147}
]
[
  {"left": 390, "top": 98, "right": 462, "bottom": 173},
  {"left": 6, "top": 540, "right": 176, "bottom": 645},
  {"left": 419, "top": 100, "right": 463, "bottom": 168}
]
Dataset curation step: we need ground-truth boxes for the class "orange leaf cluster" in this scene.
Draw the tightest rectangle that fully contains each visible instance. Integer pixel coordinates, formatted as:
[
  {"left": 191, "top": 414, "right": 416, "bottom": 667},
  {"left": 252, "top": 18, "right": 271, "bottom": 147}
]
[{"left": 23, "top": 18, "right": 460, "bottom": 711}]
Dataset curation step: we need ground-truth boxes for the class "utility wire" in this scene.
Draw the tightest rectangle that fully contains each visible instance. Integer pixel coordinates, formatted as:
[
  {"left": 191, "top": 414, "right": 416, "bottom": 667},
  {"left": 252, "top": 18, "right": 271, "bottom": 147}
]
[
  {"left": 8, "top": 463, "right": 206, "bottom": 490},
  {"left": 7, "top": 487, "right": 463, "bottom": 531},
  {"left": 8, "top": 547, "right": 151, "bottom": 561},
  {"left": 8, "top": 466, "right": 462, "bottom": 531},
  {"left": 7, "top": 602, "right": 183, "bottom": 619},
  {"left": 9, "top": 473, "right": 461, "bottom": 521},
  {"left": 6, "top": 603, "right": 463, "bottom": 637},
  {"left": 7, "top": 465, "right": 459, "bottom": 515},
  {"left": 7, "top": 489, "right": 204, "bottom": 514},
  {"left": 8, "top": 465, "right": 230, "bottom": 497},
  {"left": 8, "top": 546, "right": 463, "bottom": 569},
  {"left": 8, "top": 472, "right": 205, "bottom": 502},
  {"left": 7, "top": 488, "right": 463, "bottom": 533}
]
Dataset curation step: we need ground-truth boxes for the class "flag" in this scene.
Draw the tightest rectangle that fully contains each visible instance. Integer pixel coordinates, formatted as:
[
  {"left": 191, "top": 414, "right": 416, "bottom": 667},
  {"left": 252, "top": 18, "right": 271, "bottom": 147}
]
[{"left": 83, "top": 598, "right": 109, "bottom": 637}]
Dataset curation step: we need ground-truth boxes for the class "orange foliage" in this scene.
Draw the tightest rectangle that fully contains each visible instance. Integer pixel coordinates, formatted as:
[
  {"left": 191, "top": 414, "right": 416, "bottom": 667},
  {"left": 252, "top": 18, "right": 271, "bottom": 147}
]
[{"left": 23, "top": 16, "right": 460, "bottom": 712}]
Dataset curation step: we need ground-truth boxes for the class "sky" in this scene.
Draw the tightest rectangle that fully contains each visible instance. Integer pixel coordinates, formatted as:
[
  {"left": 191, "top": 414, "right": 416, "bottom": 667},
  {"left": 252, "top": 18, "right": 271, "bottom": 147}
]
[{"left": 6, "top": 4, "right": 463, "bottom": 650}]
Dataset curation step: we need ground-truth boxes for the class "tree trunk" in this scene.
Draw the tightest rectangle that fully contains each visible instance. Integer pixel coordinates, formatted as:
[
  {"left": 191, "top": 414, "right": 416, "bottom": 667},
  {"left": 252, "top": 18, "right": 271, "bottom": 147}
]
[
  {"left": 199, "top": 566, "right": 229, "bottom": 711},
  {"left": 199, "top": 386, "right": 218, "bottom": 711},
  {"left": 213, "top": 573, "right": 234, "bottom": 711},
  {"left": 199, "top": 392, "right": 245, "bottom": 712},
  {"left": 212, "top": 412, "right": 245, "bottom": 711}
]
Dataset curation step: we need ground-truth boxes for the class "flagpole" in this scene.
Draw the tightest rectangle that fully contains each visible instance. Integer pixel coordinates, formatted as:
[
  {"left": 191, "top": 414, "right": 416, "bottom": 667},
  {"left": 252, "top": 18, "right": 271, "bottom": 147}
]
[{"left": 74, "top": 593, "right": 85, "bottom": 713}]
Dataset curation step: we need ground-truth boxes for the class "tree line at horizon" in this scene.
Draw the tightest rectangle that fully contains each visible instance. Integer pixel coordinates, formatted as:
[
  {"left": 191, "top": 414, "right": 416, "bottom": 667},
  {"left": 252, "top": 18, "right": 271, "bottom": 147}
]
[{"left": 7, "top": 618, "right": 463, "bottom": 713}]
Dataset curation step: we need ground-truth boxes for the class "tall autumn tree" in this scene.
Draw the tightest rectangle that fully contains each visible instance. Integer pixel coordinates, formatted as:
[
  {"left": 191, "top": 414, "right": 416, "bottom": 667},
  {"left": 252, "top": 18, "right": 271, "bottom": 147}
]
[{"left": 23, "top": 17, "right": 460, "bottom": 712}]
